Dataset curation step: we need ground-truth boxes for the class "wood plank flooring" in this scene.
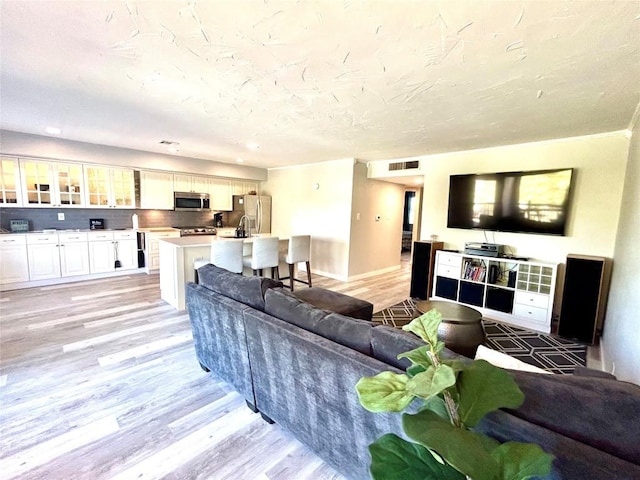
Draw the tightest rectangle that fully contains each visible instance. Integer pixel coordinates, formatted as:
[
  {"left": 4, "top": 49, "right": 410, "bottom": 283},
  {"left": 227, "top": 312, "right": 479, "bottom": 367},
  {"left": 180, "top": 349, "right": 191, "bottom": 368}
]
[{"left": 0, "top": 256, "right": 411, "bottom": 480}]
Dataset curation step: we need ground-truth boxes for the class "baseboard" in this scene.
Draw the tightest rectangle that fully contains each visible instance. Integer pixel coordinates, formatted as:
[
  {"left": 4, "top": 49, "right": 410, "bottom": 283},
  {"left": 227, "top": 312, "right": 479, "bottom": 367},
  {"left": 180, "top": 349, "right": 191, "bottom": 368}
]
[
  {"left": 0, "top": 268, "right": 147, "bottom": 291},
  {"left": 346, "top": 264, "right": 401, "bottom": 282}
]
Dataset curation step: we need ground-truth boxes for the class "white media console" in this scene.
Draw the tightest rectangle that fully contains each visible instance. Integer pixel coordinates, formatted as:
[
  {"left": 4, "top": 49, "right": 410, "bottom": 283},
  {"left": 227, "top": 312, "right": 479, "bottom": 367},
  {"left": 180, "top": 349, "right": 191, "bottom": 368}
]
[{"left": 431, "top": 250, "right": 558, "bottom": 333}]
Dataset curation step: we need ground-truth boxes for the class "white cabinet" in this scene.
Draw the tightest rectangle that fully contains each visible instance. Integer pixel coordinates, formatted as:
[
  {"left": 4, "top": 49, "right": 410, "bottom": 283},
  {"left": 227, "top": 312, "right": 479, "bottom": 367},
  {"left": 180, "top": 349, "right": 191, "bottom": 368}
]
[
  {"left": 58, "top": 232, "right": 90, "bottom": 277},
  {"left": 0, "top": 235, "right": 29, "bottom": 283},
  {"left": 140, "top": 170, "right": 174, "bottom": 209},
  {"left": 113, "top": 230, "right": 138, "bottom": 271},
  {"left": 19, "top": 159, "right": 85, "bottom": 207},
  {"left": 143, "top": 230, "right": 181, "bottom": 273},
  {"left": 209, "top": 178, "right": 232, "bottom": 211},
  {"left": 174, "top": 174, "right": 209, "bottom": 193},
  {"left": 26, "top": 234, "right": 61, "bottom": 280},
  {"left": 232, "top": 180, "right": 258, "bottom": 195},
  {"left": 26, "top": 232, "right": 90, "bottom": 280},
  {"left": 85, "top": 165, "right": 135, "bottom": 208},
  {"left": 432, "top": 251, "right": 557, "bottom": 333},
  {"left": 88, "top": 231, "right": 115, "bottom": 273},
  {"left": 0, "top": 157, "right": 23, "bottom": 206}
]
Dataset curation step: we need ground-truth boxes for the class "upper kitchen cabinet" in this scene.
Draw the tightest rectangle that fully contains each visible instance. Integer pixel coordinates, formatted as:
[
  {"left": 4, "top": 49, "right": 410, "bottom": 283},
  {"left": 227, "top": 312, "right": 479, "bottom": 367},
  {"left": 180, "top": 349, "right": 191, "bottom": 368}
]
[
  {"left": 85, "top": 165, "right": 135, "bottom": 208},
  {"left": 19, "top": 159, "right": 85, "bottom": 207},
  {"left": 174, "top": 174, "right": 209, "bottom": 193},
  {"left": 0, "top": 156, "right": 23, "bottom": 206},
  {"left": 209, "top": 178, "right": 232, "bottom": 211},
  {"left": 232, "top": 180, "right": 259, "bottom": 195},
  {"left": 139, "top": 170, "right": 174, "bottom": 209}
]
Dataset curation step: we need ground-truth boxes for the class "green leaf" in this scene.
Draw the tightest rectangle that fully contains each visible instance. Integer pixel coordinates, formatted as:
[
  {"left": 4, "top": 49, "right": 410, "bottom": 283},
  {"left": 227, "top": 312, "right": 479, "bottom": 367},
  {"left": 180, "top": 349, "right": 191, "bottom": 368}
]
[
  {"left": 398, "top": 345, "right": 434, "bottom": 368},
  {"left": 492, "top": 441, "right": 554, "bottom": 480},
  {"left": 407, "top": 364, "right": 456, "bottom": 400},
  {"left": 457, "top": 360, "right": 525, "bottom": 427},
  {"left": 402, "top": 309, "right": 442, "bottom": 346},
  {"left": 420, "top": 395, "right": 450, "bottom": 420},
  {"left": 403, "top": 409, "right": 500, "bottom": 480},
  {"left": 356, "top": 372, "right": 414, "bottom": 412},
  {"left": 406, "top": 363, "right": 427, "bottom": 378},
  {"left": 442, "top": 358, "right": 467, "bottom": 375},
  {"left": 369, "top": 434, "right": 465, "bottom": 480}
]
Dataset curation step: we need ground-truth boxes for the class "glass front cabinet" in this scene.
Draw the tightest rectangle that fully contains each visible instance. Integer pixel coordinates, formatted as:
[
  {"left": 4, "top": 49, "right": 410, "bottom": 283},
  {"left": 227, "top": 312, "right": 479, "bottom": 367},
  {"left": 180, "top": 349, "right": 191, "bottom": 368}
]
[
  {"left": 0, "top": 157, "right": 23, "bottom": 206},
  {"left": 19, "top": 159, "right": 85, "bottom": 207},
  {"left": 84, "top": 165, "right": 135, "bottom": 208}
]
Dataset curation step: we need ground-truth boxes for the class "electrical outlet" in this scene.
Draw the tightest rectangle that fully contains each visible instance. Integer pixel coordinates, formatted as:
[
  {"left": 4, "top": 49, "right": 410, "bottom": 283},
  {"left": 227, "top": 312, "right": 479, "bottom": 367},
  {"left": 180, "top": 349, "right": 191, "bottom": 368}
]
[
  {"left": 356, "top": 213, "right": 361, "bottom": 221},
  {"left": 57, "top": 212, "right": 65, "bottom": 221}
]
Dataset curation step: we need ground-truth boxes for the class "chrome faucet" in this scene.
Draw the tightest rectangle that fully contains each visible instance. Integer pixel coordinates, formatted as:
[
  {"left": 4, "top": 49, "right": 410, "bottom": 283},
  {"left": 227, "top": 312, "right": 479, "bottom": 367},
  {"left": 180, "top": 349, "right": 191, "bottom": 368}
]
[{"left": 238, "top": 215, "right": 251, "bottom": 238}]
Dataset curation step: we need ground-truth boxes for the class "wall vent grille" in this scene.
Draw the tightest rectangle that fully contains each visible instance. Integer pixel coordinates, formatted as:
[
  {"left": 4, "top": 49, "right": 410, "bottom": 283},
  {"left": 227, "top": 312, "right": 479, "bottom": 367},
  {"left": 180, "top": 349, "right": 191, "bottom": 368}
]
[{"left": 389, "top": 160, "right": 419, "bottom": 171}]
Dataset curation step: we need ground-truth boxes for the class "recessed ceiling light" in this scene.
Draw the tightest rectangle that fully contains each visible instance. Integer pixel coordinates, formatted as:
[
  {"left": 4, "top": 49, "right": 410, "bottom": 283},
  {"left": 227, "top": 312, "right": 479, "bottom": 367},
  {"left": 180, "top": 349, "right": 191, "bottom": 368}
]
[
  {"left": 246, "top": 142, "right": 260, "bottom": 151},
  {"left": 45, "top": 126, "right": 62, "bottom": 135},
  {"left": 236, "top": 158, "right": 244, "bottom": 163}
]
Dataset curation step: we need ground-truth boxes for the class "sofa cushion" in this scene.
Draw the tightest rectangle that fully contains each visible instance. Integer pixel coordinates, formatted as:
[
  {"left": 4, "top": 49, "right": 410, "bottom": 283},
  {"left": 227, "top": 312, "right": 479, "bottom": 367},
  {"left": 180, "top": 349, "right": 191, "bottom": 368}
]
[
  {"left": 198, "top": 264, "right": 282, "bottom": 311},
  {"left": 293, "top": 287, "right": 374, "bottom": 321},
  {"left": 264, "top": 288, "right": 373, "bottom": 355},
  {"left": 506, "top": 370, "right": 640, "bottom": 465},
  {"left": 371, "top": 325, "right": 470, "bottom": 370}
]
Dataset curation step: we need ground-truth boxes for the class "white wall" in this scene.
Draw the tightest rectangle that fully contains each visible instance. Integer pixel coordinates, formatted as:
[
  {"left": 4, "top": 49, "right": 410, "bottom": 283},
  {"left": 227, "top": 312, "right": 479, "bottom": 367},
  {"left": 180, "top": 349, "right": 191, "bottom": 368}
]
[
  {"left": 0, "top": 130, "right": 267, "bottom": 180},
  {"left": 602, "top": 124, "right": 640, "bottom": 384},
  {"left": 418, "top": 132, "right": 629, "bottom": 262},
  {"left": 349, "top": 162, "right": 405, "bottom": 277},
  {"left": 415, "top": 132, "right": 629, "bottom": 316},
  {"left": 263, "top": 159, "right": 355, "bottom": 279}
]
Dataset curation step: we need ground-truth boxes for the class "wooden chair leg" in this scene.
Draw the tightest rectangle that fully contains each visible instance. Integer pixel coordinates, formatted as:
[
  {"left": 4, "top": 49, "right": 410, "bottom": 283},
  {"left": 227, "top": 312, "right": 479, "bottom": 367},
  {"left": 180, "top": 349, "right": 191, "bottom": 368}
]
[
  {"left": 288, "top": 263, "right": 295, "bottom": 291},
  {"left": 306, "top": 261, "right": 312, "bottom": 287},
  {"left": 271, "top": 266, "right": 279, "bottom": 280},
  {"left": 194, "top": 269, "right": 199, "bottom": 284}
]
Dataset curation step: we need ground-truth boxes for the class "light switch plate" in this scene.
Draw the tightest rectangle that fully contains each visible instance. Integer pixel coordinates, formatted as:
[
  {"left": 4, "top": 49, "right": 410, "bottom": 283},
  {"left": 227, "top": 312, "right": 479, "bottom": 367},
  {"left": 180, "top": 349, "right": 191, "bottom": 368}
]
[{"left": 58, "top": 212, "right": 65, "bottom": 221}]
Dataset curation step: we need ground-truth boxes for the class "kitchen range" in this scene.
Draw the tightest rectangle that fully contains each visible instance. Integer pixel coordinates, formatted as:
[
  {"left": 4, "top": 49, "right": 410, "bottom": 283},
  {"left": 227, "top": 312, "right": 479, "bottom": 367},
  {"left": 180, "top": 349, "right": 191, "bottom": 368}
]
[{"left": 173, "top": 226, "right": 216, "bottom": 236}]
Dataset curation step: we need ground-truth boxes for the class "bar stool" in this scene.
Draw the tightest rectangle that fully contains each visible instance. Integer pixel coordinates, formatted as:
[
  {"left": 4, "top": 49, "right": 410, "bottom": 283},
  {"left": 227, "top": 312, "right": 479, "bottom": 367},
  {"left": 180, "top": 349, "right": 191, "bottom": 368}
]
[
  {"left": 242, "top": 236, "right": 280, "bottom": 279},
  {"left": 279, "top": 235, "right": 312, "bottom": 291},
  {"left": 194, "top": 239, "right": 244, "bottom": 282}
]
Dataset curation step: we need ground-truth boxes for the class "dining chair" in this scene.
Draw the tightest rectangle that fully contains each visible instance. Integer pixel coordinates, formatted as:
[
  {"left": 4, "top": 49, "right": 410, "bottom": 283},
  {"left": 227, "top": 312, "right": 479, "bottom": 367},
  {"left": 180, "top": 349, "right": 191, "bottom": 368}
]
[
  {"left": 242, "top": 236, "right": 280, "bottom": 279},
  {"left": 279, "top": 235, "right": 312, "bottom": 291},
  {"left": 194, "top": 238, "right": 244, "bottom": 282}
]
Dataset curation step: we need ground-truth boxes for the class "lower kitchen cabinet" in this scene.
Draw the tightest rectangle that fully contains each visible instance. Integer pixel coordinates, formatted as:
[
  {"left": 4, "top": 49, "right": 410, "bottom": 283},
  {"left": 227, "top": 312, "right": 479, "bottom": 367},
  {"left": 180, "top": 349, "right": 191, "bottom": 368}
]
[
  {"left": 88, "top": 231, "right": 138, "bottom": 273},
  {"left": 113, "top": 231, "right": 138, "bottom": 270},
  {"left": 27, "top": 234, "right": 62, "bottom": 281},
  {"left": 58, "top": 232, "right": 90, "bottom": 277},
  {"left": 0, "top": 234, "right": 29, "bottom": 284}
]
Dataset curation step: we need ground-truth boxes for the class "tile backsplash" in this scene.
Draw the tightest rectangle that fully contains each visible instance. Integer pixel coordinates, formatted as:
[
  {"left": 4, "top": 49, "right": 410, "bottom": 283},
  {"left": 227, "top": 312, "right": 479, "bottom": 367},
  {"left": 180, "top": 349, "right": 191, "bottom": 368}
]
[{"left": 0, "top": 208, "right": 232, "bottom": 231}]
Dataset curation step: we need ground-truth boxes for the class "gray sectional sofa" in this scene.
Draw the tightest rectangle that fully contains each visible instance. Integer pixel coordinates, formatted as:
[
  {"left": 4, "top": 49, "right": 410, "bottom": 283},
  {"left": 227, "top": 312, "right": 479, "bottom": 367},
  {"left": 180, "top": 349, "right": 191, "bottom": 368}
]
[{"left": 186, "top": 264, "right": 640, "bottom": 480}]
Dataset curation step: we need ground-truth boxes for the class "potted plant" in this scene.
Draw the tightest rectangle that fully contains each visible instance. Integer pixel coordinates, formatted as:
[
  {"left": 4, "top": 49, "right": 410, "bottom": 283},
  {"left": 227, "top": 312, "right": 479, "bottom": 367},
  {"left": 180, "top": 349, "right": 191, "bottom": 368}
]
[{"left": 356, "top": 309, "right": 554, "bottom": 480}]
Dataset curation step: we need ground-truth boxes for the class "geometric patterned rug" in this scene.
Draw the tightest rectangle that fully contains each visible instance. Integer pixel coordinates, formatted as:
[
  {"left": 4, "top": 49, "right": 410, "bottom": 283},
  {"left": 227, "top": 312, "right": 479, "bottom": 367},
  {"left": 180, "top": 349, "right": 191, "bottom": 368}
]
[{"left": 372, "top": 298, "right": 587, "bottom": 374}]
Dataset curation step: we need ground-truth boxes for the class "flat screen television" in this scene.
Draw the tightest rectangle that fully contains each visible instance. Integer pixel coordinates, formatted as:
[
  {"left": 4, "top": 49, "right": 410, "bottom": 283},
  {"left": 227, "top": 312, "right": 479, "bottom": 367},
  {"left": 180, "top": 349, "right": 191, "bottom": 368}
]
[{"left": 447, "top": 168, "right": 575, "bottom": 236}]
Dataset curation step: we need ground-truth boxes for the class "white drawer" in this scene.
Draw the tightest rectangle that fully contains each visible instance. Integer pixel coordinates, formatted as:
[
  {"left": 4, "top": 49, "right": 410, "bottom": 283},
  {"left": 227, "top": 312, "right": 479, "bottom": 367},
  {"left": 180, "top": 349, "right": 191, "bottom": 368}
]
[
  {"left": 513, "top": 304, "right": 548, "bottom": 325},
  {"left": 438, "top": 252, "right": 463, "bottom": 268},
  {"left": 436, "top": 264, "right": 460, "bottom": 279},
  {"left": 515, "top": 291, "right": 549, "bottom": 309},
  {"left": 0, "top": 235, "right": 26, "bottom": 246},
  {"left": 113, "top": 230, "right": 136, "bottom": 240},
  {"left": 148, "top": 231, "right": 180, "bottom": 239},
  {"left": 58, "top": 232, "right": 88, "bottom": 243},
  {"left": 88, "top": 231, "right": 114, "bottom": 241},
  {"left": 26, "top": 234, "right": 58, "bottom": 245}
]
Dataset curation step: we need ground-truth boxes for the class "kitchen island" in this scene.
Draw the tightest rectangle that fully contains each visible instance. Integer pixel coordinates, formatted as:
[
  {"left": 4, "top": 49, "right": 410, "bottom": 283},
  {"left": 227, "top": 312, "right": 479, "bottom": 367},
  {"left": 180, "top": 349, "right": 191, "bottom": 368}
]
[{"left": 158, "top": 234, "right": 288, "bottom": 310}]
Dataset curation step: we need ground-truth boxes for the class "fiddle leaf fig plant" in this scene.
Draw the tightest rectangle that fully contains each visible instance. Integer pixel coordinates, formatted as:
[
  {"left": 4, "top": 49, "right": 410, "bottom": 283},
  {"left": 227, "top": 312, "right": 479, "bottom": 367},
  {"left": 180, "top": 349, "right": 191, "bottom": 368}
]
[{"left": 356, "top": 309, "right": 554, "bottom": 480}]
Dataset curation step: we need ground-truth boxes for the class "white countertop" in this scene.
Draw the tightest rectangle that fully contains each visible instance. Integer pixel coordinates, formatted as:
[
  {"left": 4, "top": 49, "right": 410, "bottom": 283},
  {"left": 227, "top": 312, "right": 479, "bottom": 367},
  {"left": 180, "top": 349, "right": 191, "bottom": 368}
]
[{"left": 159, "top": 233, "right": 285, "bottom": 247}]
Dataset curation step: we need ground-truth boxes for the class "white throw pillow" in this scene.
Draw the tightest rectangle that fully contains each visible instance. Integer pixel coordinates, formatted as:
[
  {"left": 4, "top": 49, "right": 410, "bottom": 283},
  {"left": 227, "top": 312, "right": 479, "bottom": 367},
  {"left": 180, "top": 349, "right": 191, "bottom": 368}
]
[{"left": 474, "top": 345, "right": 552, "bottom": 374}]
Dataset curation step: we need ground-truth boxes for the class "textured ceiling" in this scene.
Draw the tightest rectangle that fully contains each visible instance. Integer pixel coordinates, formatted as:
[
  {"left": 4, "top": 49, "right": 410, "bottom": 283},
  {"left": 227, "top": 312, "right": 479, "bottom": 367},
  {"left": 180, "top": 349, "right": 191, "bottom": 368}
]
[{"left": 1, "top": 1, "right": 639, "bottom": 168}]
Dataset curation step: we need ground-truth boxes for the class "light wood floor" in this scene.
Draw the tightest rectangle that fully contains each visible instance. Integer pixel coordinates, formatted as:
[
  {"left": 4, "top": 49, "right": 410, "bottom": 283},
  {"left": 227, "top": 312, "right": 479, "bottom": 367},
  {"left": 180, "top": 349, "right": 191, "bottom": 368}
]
[{"left": 0, "top": 255, "right": 412, "bottom": 480}]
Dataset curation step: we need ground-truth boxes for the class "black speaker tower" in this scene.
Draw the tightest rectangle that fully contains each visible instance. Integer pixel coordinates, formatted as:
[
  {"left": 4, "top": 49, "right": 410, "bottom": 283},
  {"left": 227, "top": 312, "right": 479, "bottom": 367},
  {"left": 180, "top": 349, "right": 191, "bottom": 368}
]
[
  {"left": 558, "top": 255, "right": 609, "bottom": 345},
  {"left": 410, "top": 241, "right": 444, "bottom": 299}
]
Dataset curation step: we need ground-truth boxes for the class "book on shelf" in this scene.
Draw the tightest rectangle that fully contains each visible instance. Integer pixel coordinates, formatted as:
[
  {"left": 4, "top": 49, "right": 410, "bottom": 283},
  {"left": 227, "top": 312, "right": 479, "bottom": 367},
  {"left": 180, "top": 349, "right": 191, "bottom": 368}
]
[{"left": 463, "top": 260, "right": 486, "bottom": 282}]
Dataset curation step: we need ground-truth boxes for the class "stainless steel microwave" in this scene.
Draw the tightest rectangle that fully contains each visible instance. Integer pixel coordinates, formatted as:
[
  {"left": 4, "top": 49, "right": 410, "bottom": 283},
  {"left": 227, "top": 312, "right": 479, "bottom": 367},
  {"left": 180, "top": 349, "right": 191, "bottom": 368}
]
[{"left": 174, "top": 192, "right": 210, "bottom": 211}]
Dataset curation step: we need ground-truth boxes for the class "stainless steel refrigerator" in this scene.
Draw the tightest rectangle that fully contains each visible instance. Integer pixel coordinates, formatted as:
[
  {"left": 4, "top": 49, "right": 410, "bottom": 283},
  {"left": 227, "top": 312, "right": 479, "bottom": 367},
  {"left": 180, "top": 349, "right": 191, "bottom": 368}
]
[{"left": 229, "top": 195, "right": 271, "bottom": 234}]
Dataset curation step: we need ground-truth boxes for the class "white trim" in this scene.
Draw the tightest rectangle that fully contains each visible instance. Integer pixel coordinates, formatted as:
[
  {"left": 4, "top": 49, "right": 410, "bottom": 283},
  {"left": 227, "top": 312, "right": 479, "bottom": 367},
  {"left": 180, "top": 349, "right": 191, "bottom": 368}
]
[
  {"left": 0, "top": 268, "right": 147, "bottom": 291},
  {"left": 346, "top": 264, "right": 401, "bottom": 282},
  {"left": 267, "top": 157, "right": 355, "bottom": 171}
]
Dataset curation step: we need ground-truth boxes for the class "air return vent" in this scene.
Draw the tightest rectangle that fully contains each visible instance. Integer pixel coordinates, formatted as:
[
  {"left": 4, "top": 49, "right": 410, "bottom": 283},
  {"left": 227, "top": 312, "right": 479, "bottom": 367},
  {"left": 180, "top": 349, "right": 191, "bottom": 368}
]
[{"left": 388, "top": 160, "right": 419, "bottom": 171}]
